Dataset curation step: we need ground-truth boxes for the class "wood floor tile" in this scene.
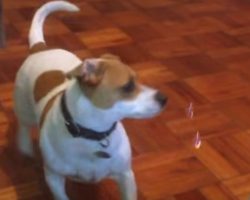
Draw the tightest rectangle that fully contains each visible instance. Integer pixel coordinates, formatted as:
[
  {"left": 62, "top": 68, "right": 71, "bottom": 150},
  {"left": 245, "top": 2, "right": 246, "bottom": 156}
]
[
  {"left": 107, "top": 44, "right": 151, "bottom": 64},
  {"left": 73, "top": 2, "right": 100, "bottom": 17},
  {"left": 131, "top": 0, "right": 176, "bottom": 8},
  {"left": 122, "top": 24, "right": 163, "bottom": 42},
  {"left": 107, "top": 11, "right": 152, "bottom": 27},
  {"left": 223, "top": 174, "right": 250, "bottom": 197},
  {"left": 62, "top": 15, "right": 113, "bottom": 32},
  {"left": 209, "top": 130, "right": 250, "bottom": 174},
  {"left": 215, "top": 98, "right": 250, "bottom": 129},
  {"left": 46, "top": 34, "right": 86, "bottom": 51},
  {"left": 0, "top": 181, "right": 42, "bottom": 200},
  {"left": 147, "top": 17, "right": 229, "bottom": 40},
  {"left": 238, "top": 194, "right": 250, "bottom": 200},
  {"left": 181, "top": 2, "right": 231, "bottom": 16},
  {"left": 125, "top": 119, "right": 182, "bottom": 155},
  {"left": 228, "top": 26, "right": 250, "bottom": 36},
  {"left": 136, "top": 157, "right": 217, "bottom": 199},
  {"left": 4, "top": 0, "right": 44, "bottom": 9},
  {"left": 200, "top": 184, "right": 237, "bottom": 200},
  {"left": 0, "top": 83, "right": 14, "bottom": 102},
  {"left": 90, "top": 0, "right": 131, "bottom": 13},
  {"left": 166, "top": 81, "right": 209, "bottom": 107},
  {"left": 0, "top": 123, "right": 8, "bottom": 136},
  {"left": 224, "top": 11, "right": 250, "bottom": 27},
  {"left": 186, "top": 31, "right": 242, "bottom": 52},
  {"left": 166, "top": 108, "right": 240, "bottom": 141},
  {"left": 207, "top": 46, "right": 250, "bottom": 60},
  {"left": 163, "top": 53, "right": 226, "bottom": 78},
  {"left": 132, "top": 61, "right": 178, "bottom": 87},
  {"left": 191, "top": 141, "right": 240, "bottom": 180},
  {"left": 229, "top": 62, "right": 250, "bottom": 80},
  {"left": 175, "top": 189, "right": 207, "bottom": 200},
  {"left": 133, "top": 147, "right": 193, "bottom": 172},
  {"left": 15, "top": 18, "right": 72, "bottom": 39},
  {"left": 77, "top": 27, "right": 132, "bottom": 49},
  {"left": 140, "top": 38, "right": 199, "bottom": 59},
  {"left": 0, "top": 111, "right": 8, "bottom": 124},
  {"left": 185, "top": 71, "right": 250, "bottom": 102},
  {"left": 1, "top": 0, "right": 250, "bottom": 199},
  {"left": 145, "top": 6, "right": 186, "bottom": 22}
]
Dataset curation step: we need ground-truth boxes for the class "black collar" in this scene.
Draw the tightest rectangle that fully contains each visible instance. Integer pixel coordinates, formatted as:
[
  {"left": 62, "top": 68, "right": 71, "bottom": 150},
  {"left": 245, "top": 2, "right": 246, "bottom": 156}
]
[{"left": 61, "top": 93, "right": 117, "bottom": 141}]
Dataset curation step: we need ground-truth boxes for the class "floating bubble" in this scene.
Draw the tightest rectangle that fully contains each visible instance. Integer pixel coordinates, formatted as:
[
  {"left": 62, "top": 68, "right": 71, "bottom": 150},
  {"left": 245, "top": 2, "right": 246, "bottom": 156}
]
[
  {"left": 186, "top": 102, "right": 194, "bottom": 119},
  {"left": 185, "top": 102, "right": 202, "bottom": 149},
  {"left": 194, "top": 131, "right": 202, "bottom": 149}
]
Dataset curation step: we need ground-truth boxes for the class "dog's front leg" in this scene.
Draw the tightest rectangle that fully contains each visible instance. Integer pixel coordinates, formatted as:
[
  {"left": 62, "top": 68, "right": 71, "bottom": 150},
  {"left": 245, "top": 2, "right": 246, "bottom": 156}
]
[
  {"left": 114, "top": 170, "right": 137, "bottom": 200},
  {"left": 44, "top": 167, "right": 69, "bottom": 200}
]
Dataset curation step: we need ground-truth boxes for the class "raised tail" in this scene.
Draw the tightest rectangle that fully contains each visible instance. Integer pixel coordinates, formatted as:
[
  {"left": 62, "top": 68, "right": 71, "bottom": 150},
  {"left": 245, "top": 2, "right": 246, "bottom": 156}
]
[{"left": 29, "top": 1, "right": 79, "bottom": 48}]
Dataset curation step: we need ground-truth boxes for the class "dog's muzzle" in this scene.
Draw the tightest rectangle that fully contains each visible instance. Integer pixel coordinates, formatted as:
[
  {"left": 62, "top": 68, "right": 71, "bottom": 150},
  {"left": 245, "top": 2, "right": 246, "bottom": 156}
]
[{"left": 154, "top": 91, "right": 167, "bottom": 107}]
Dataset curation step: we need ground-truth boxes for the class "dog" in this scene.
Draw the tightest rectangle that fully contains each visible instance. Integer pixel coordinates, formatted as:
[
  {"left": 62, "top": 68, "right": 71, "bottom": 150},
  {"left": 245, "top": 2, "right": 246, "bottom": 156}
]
[{"left": 13, "top": 1, "right": 167, "bottom": 200}]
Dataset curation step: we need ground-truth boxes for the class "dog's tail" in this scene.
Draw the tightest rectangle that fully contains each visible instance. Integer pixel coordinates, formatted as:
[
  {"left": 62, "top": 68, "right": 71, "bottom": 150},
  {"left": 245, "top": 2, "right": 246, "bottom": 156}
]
[{"left": 29, "top": 1, "right": 79, "bottom": 48}]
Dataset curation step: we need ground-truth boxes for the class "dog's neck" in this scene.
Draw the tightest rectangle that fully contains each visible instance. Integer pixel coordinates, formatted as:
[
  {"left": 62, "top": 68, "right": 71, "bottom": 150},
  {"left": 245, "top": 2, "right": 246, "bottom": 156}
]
[{"left": 64, "top": 79, "right": 120, "bottom": 132}]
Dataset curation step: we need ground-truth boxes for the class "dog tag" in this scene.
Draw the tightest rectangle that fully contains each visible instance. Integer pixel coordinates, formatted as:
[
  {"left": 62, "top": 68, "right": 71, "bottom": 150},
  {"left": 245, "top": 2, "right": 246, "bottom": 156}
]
[
  {"left": 94, "top": 151, "right": 111, "bottom": 159},
  {"left": 99, "top": 138, "right": 110, "bottom": 148}
]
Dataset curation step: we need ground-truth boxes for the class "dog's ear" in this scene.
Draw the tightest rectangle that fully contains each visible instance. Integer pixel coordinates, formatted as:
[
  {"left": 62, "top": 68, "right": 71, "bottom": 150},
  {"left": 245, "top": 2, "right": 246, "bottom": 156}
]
[{"left": 67, "top": 59, "right": 105, "bottom": 86}]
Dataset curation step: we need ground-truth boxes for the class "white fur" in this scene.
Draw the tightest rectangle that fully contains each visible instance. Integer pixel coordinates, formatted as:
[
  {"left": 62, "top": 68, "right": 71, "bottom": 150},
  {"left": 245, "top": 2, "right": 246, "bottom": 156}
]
[
  {"left": 29, "top": 1, "right": 79, "bottom": 47},
  {"left": 14, "top": 1, "right": 164, "bottom": 200}
]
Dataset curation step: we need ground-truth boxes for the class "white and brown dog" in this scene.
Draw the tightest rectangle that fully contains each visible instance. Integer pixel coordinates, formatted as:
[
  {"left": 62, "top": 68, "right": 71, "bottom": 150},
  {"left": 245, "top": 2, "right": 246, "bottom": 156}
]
[{"left": 13, "top": 1, "right": 167, "bottom": 200}]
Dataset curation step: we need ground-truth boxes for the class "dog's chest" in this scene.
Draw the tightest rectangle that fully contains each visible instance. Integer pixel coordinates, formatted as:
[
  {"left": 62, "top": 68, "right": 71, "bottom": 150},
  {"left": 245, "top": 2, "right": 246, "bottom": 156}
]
[
  {"left": 62, "top": 142, "right": 130, "bottom": 183},
  {"left": 67, "top": 156, "right": 114, "bottom": 182},
  {"left": 41, "top": 122, "right": 131, "bottom": 183}
]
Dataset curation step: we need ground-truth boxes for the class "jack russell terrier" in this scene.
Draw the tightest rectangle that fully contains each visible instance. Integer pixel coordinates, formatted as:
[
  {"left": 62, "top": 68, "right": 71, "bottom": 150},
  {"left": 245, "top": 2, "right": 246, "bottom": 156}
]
[{"left": 13, "top": 1, "right": 167, "bottom": 200}]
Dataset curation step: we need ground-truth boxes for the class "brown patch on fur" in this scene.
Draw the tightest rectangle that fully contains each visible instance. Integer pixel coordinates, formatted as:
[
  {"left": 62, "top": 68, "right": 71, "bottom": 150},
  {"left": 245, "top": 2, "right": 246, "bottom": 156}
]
[
  {"left": 40, "top": 91, "right": 63, "bottom": 127},
  {"left": 78, "top": 59, "right": 140, "bottom": 108},
  {"left": 30, "top": 42, "right": 48, "bottom": 54},
  {"left": 34, "top": 70, "right": 66, "bottom": 103}
]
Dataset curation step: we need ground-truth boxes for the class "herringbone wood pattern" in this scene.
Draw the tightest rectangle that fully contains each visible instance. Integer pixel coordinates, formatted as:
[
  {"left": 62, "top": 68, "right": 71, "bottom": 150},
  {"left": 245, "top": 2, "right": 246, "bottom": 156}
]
[{"left": 1, "top": 0, "right": 250, "bottom": 199}]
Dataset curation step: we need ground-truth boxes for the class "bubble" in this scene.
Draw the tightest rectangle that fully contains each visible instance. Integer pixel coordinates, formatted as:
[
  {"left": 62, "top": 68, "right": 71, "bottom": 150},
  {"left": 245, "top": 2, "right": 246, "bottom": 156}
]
[
  {"left": 186, "top": 102, "right": 194, "bottom": 119},
  {"left": 194, "top": 131, "right": 201, "bottom": 149},
  {"left": 185, "top": 102, "right": 202, "bottom": 149}
]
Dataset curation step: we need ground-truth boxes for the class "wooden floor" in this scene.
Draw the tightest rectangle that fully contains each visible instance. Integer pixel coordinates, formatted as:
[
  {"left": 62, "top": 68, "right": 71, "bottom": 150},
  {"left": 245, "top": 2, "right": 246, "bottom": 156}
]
[{"left": 1, "top": 0, "right": 250, "bottom": 199}]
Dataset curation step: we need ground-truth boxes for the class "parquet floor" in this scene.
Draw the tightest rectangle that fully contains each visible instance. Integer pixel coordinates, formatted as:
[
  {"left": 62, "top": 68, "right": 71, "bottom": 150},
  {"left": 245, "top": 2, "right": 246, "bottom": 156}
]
[{"left": 0, "top": 0, "right": 250, "bottom": 199}]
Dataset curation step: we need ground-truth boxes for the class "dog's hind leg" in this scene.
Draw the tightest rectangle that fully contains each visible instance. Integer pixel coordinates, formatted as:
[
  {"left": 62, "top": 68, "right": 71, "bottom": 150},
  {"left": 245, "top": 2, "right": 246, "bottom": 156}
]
[
  {"left": 17, "top": 122, "right": 34, "bottom": 157},
  {"left": 44, "top": 167, "right": 69, "bottom": 200},
  {"left": 113, "top": 170, "right": 137, "bottom": 200},
  {"left": 14, "top": 109, "right": 35, "bottom": 157},
  {"left": 14, "top": 80, "right": 36, "bottom": 157},
  {"left": 15, "top": 108, "right": 36, "bottom": 156}
]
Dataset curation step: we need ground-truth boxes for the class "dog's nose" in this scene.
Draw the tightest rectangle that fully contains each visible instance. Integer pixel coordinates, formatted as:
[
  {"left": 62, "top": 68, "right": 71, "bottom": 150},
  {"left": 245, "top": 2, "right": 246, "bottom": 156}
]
[{"left": 154, "top": 91, "right": 167, "bottom": 107}]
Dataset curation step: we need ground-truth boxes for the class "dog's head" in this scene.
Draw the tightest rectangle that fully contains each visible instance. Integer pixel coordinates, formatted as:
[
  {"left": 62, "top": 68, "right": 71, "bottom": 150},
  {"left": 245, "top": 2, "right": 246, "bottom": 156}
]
[{"left": 67, "top": 54, "right": 167, "bottom": 119}]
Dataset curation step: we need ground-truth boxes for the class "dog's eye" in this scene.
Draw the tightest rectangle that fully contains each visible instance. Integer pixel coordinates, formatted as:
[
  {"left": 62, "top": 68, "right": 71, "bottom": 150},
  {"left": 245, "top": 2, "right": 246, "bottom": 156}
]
[{"left": 121, "top": 78, "right": 135, "bottom": 93}]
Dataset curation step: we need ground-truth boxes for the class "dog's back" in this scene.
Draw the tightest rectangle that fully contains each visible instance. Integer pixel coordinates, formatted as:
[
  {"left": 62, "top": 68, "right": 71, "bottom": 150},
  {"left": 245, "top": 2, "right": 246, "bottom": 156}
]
[{"left": 14, "top": 1, "right": 81, "bottom": 125}]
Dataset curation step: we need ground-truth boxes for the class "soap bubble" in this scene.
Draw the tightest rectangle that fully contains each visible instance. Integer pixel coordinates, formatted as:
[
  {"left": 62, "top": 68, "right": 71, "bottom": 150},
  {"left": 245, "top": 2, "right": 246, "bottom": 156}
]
[
  {"left": 186, "top": 102, "right": 194, "bottom": 119},
  {"left": 194, "top": 131, "right": 201, "bottom": 149},
  {"left": 185, "top": 102, "right": 202, "bottom": 149}
]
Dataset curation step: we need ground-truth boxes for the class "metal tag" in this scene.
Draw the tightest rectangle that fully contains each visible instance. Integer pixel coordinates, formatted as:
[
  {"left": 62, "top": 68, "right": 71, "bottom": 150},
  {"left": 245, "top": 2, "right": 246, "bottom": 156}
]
[{"left": 99, "top": 138, "right": 110, "bottom": 148}]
